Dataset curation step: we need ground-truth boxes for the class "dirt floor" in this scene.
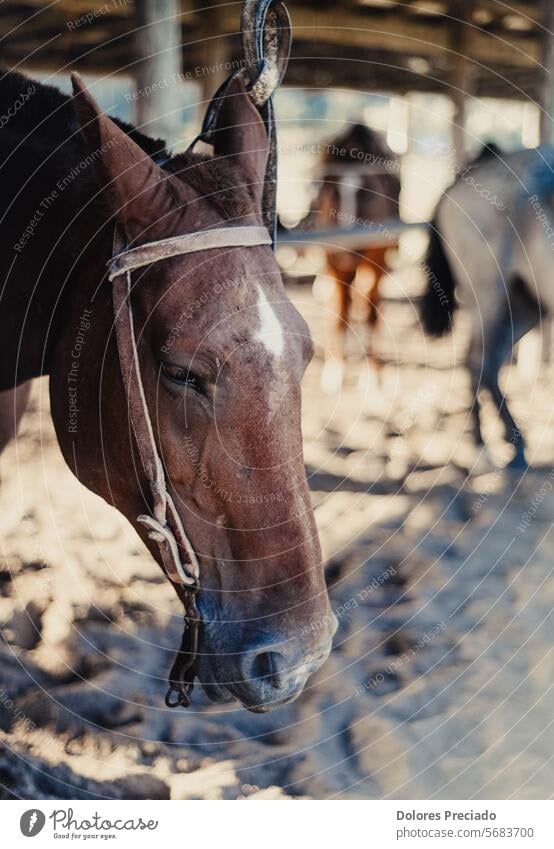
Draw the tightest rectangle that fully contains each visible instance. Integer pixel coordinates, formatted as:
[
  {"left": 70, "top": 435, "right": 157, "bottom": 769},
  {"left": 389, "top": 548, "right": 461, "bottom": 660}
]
[{"left": 0, "top": 265, "right": 553, "bottom": 800}]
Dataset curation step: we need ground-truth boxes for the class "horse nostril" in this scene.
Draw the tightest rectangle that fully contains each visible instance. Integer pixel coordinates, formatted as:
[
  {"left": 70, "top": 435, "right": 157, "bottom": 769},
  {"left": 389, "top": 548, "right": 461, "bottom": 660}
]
[{"left": 251, "top": 650, "right": 285, "bottom": 690}]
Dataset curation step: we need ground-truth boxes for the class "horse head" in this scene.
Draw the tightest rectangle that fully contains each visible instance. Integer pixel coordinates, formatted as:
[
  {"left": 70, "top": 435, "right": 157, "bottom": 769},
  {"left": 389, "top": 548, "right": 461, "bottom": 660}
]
[{"left": 49, "top": 76, "right": 336, "bottom": 713}]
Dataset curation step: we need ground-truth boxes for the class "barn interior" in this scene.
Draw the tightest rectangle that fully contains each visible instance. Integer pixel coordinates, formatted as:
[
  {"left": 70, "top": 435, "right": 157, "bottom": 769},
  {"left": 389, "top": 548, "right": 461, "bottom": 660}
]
[{"left": 0, "top": 0, "right": 553, "bottom": 801}]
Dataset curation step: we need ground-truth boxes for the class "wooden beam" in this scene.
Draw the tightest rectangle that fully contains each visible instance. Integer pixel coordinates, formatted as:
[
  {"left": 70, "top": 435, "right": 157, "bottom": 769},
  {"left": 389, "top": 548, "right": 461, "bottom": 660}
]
[
  {"left": 242, "top": 7, "right": 542, "bottom": 70},
  {"left": 475, "top": 0, "right": 540, "bottom": 24}
]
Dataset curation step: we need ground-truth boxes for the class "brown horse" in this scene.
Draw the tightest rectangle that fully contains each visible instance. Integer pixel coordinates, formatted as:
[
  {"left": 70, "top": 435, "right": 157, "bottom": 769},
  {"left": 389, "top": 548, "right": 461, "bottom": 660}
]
[
  {"left": 303, "top": 123, "right": 401, "bottom": 391},
  {"left": 0, "top": 69, "right": 335, "bottom": 712}
]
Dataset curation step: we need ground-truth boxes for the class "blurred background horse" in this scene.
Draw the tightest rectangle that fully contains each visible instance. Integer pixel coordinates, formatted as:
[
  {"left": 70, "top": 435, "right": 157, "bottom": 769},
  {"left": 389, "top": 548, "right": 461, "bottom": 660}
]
[
  {"left": 299, "top": 124, "right": 401, "bottom": 392},
  {"left": 420, "top": 145, "right": 553, "bottom": 469}
]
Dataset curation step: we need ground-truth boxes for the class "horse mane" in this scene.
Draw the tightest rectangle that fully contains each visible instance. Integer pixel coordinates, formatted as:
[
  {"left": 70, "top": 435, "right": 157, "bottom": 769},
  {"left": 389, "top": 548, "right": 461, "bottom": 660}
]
[
  {"left": 0, "top": 69, "right": 253, "bottom": 221},
  {"left": 468, "top": 141, "right": 503, "bottom": 168},
  {"left": 163, "top": 152, "right": 254, "bottom": 220}
]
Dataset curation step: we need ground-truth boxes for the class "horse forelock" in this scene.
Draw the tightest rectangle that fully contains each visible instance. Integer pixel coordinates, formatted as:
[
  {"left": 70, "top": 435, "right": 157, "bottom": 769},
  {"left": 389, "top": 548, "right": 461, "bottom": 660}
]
[{"left": 163, "top": 152, "right": 255, "bottom": 221}]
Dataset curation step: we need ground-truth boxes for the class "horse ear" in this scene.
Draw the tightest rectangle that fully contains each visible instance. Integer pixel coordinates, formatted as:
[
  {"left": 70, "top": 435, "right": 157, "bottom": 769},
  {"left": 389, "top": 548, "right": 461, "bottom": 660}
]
[
  {"left": 212, "top": 76, "right": 269, "bottom": 209},
  {"left": 71, "top": 73, "right": 183, "bottom": 242}
]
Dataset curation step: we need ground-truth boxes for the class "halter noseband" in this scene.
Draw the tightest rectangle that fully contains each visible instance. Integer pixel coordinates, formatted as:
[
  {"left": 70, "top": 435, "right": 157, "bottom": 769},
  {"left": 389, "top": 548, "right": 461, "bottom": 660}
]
[{"left": 108, "top": 225, "right": 271, "bottom": 708}]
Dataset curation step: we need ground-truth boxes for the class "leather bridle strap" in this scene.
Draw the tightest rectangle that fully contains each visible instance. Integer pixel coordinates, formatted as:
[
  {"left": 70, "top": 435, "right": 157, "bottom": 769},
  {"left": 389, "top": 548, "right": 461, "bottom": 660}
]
[
  {"left": 108, "top": 224, "right": 271, "bottom": 706},
  {"left": 108, "top": 224, "right": 271, "bottom": 581},
  {"left": 108, "top": 225, "right": 272, "bottom": 282}
]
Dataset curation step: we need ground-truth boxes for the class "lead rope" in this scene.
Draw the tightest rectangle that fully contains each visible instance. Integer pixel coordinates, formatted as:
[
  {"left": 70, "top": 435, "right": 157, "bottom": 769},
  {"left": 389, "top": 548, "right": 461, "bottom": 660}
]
[{"left": 188, "top": 0, "right": 291, "bottom": 245}]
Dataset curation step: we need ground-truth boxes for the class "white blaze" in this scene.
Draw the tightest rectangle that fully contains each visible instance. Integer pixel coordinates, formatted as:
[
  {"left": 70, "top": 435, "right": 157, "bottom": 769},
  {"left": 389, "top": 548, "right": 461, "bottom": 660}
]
[{"left": 254, "top": 284, "right": 284, "bottom": 359}]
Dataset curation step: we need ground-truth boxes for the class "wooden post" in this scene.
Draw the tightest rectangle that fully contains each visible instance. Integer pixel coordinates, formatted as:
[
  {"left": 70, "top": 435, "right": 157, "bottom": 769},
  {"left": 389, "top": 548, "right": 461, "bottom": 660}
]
[
  {"left": 539, "top": 1, "right": 554, "bottom": 363},
  {"left": 449, "top": 1, "right": 475, "bottom": 168},
  {"left": 540, "top": 0, "right": 554, "bottom": 144},
  {"left": 134, "top": 0, "right": 183, "bottom": 144}
]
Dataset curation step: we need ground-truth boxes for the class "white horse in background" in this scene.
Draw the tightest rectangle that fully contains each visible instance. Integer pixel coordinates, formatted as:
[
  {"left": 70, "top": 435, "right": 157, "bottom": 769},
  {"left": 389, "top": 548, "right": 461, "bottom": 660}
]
[{"left": 420, "top": 145, "right": 554, "bottom": 469}]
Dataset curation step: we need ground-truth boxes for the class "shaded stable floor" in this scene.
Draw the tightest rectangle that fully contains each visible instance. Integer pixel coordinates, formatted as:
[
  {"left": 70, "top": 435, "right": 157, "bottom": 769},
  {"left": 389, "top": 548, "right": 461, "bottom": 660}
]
[{"left": 0, "top": 271, "right": 553, "bottom": 800}]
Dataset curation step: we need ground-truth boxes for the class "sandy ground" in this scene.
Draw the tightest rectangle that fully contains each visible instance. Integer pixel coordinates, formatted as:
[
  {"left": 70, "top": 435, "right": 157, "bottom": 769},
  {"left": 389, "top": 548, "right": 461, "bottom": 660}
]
[{"left": 0, "top": 265, "right": 553, "bottom": 800}]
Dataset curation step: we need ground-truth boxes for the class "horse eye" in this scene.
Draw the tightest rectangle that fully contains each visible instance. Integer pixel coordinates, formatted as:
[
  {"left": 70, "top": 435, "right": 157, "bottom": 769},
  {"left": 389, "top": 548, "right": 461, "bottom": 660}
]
[{"left": 161, "top": 362, "right": 204, "bottom": 393}]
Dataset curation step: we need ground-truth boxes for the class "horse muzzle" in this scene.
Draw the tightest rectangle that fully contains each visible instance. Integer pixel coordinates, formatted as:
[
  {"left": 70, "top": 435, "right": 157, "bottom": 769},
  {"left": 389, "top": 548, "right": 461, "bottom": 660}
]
[{"left": 197, "top": 630, "right": 334, "bottom": 713}]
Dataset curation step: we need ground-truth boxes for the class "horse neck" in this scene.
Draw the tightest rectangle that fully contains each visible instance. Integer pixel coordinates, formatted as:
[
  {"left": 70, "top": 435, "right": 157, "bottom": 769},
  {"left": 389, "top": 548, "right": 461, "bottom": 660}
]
[{"left": 0, "top": 161, "right": 110, "bottom": 391}]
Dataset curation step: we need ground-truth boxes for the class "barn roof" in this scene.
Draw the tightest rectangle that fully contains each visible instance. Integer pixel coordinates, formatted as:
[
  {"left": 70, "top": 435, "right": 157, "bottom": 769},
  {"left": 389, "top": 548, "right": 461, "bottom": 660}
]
[{"left": 0, "top": 0, "right": 546, "bottom": 99}]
